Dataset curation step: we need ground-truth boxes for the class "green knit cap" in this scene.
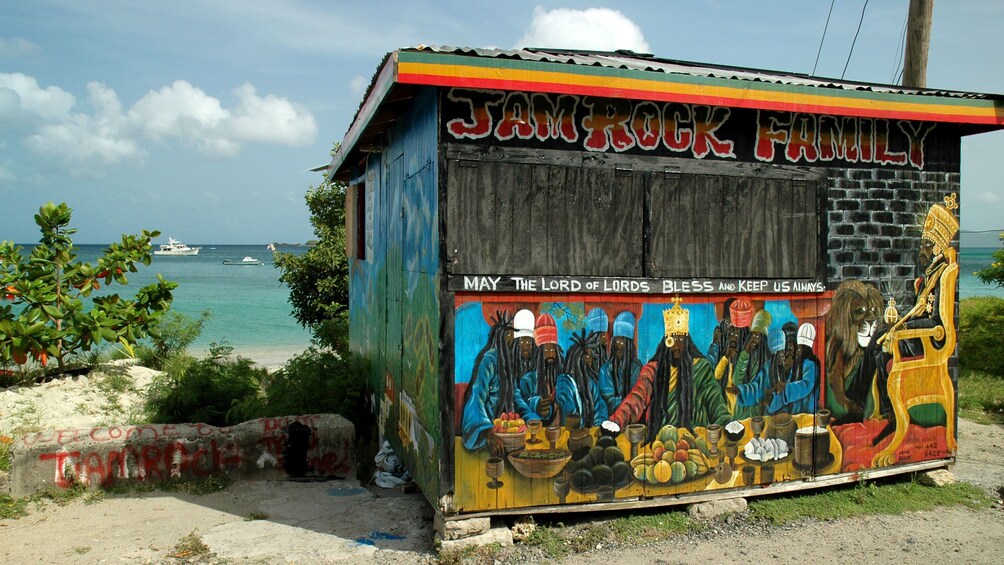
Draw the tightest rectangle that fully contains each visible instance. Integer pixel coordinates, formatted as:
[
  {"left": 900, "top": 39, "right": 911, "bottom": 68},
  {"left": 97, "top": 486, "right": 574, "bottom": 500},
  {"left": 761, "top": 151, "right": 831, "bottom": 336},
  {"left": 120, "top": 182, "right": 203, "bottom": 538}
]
[{"left": 751, "top": 310, "right": 772, "bottom": 335}]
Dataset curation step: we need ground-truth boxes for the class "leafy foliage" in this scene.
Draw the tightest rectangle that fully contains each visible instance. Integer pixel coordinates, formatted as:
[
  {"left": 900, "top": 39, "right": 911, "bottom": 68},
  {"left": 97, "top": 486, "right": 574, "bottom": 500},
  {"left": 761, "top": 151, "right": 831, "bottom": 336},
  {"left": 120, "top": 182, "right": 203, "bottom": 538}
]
[
  {"left": 134, "top": 310, "right": 212, "bottom": 370},
  {"left": 974, "top": 232, "right": 1004, "bottom": 288},
  {"left": 959, "top": 297, "right": 1004, "bottom": 377},
  {"left": 144, "top": 343, "right": 267, "bottom": 426},
  {"left": 226, "top": 347, "right": 367, "bottom": 427},
  {"left": 0, "top": 202, "right": 177, "bottom": 374},
  {"left": 273, "top": 169, "right": 349, "bottom": 349}
]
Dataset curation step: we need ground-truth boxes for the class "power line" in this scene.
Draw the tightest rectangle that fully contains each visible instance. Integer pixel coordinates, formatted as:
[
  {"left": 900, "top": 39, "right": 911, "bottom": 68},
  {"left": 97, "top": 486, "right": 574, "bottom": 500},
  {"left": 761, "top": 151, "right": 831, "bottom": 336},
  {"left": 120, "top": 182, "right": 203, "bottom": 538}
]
[
  {"left": 812, "top": 0, "right": 836, "bottom": 76},
  {"left": 890, "top": 9, "right": 908, "bottom": 83},
  {"left": 841, "top": 0, "right": 870, "bottom": 80}
]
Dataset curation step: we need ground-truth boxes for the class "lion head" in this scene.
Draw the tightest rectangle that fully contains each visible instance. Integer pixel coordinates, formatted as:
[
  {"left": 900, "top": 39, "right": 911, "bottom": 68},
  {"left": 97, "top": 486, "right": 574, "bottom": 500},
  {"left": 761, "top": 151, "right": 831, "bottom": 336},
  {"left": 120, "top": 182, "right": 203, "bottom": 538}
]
[{"left": 825, "top": 280, "right": 883, "bottom": 382}]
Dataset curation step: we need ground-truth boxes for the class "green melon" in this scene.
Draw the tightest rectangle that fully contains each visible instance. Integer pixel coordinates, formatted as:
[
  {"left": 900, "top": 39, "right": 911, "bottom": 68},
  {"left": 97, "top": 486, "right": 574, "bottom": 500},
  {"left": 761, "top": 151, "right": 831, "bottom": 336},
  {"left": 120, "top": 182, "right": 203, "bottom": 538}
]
[
  {"left": 684, "top": 460, "right": 698, "bottom": 479},
  {"left": 670, "top": 461, "right": 686, "bottom": 483},
  {"left": 596, "top": 435, "right": 618, "bottom": 449},
  {"left": 571, "top": 469, "right": 593, "bottom": 491},
  {"left": 658, "top": 425, "right": 678, "bottom": 445},
  {"left": 603, "top": 446, "right": 625, "bottom": 466},
  {"left": 591, "top": 464, "right": 614, "bottom": 485}
]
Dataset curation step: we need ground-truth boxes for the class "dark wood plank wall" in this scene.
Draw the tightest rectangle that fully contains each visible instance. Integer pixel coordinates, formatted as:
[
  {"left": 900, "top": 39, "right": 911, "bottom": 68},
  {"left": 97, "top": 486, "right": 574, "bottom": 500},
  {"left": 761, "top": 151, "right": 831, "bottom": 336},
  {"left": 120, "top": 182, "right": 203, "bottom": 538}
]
[{"left": 446, "top": 145, "right": 823, "bottom": 279}]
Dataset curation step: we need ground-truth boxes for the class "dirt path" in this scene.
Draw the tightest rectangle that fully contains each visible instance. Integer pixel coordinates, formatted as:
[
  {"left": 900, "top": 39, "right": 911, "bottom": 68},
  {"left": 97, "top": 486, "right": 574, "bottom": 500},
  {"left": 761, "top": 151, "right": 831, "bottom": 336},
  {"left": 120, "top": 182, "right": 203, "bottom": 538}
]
[{"left": 1, "top": 368, "right": 1002, "bottom": 564}]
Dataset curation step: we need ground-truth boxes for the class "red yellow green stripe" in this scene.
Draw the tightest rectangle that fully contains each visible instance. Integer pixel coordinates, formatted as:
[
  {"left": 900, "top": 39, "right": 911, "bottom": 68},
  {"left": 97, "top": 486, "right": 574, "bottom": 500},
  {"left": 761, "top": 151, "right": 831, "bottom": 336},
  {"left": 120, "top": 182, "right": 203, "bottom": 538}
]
[{"left": 396, "top": 52, "right": 1004, "bottom": 126}]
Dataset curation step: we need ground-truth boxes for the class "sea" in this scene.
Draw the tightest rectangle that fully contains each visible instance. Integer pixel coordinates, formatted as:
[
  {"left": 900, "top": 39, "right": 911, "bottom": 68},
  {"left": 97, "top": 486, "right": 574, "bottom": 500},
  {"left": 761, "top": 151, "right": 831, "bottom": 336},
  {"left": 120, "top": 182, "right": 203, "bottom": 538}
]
[
  {"left": 67, "top": 244, "right": 313, "bottom": 367},
  {"left": 12, "top": 244, "right": 1004, "bottom": 367}
]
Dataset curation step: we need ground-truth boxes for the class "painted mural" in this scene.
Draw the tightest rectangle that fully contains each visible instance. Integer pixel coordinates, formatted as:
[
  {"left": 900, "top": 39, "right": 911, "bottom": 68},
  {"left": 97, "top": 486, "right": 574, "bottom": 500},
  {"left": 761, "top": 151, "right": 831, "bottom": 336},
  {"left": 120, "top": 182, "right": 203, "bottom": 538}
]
[{"left": 451, "top": 196, "right": 959, "bottom": 512}]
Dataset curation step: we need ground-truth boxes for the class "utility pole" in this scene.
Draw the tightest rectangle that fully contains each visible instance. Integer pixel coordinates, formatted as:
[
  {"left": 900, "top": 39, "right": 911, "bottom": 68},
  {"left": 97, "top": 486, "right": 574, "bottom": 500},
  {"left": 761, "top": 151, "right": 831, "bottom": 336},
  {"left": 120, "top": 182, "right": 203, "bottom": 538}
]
[{"left": 902, "top": 0, "right": 933, "bottom": 88}]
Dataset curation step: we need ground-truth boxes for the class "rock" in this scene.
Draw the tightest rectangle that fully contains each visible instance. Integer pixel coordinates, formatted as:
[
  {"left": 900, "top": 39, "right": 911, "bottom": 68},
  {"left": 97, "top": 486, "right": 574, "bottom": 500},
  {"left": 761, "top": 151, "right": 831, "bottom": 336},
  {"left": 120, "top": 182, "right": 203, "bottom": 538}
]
[
  {"left": 917, "top": 469, "right": 956, "bottom": 487},
  {"left": 687, "top": 497, "right": 748, "bottom": 520},
  {"left": 509, "top": 516, "right": 536, "bottom": 542},
  {"left": 434, "top": 514, "right": 491, "bottom": 540},
  {"left": 436, "top": 523, "right": 513, "bottom": 552}
]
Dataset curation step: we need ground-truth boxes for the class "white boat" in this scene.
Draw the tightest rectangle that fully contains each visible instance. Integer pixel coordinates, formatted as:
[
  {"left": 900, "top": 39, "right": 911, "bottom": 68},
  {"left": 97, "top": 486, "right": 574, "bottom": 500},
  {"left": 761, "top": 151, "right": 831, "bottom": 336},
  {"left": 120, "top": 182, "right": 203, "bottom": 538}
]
[
  {"left": 223, "top": 256, "right": 262, "bottom": 266},
  {"left": 266, "top": 243, "right": 276, "bottom": 251},
  {"left": 154, "top": 238, "right": 201, "bottom": 256}
]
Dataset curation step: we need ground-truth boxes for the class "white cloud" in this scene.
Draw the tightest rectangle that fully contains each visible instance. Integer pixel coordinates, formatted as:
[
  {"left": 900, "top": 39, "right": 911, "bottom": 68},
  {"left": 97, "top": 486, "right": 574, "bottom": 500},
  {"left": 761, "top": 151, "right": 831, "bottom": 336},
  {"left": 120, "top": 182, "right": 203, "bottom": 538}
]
[
  {"left": 129, "top": 80, "right": 234, "bottom": 156},
  {"left": 8, "top": 74, "right": 318, "bottom": 170},
  {"left": 349, "top": 75, "right": 369, "bottom": 98},
  {"left": 972, "top": 190, "right": 1003, "bottom": 204},
  {"left": 229, "top": 83, "right": 317, "bottom": 146},
  {"left": 0, "top": 73, "right": 76, "bottom": 122},
  {"left": 25, "top": 81, "right": 143, "bottom": 172},
  {"left": 514, "top": 6, "right": 650, "bottom": 53},
  {"left": 0, "top": 37, "right": 42, "bottom": 59}
]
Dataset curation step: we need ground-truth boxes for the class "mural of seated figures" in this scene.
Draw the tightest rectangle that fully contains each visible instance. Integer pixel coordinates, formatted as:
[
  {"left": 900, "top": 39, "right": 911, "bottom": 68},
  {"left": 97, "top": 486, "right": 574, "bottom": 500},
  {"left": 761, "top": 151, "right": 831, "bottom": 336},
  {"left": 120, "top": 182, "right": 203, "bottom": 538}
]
[{"left": 453, "top": 191, "right": 959, "bottom": 513}]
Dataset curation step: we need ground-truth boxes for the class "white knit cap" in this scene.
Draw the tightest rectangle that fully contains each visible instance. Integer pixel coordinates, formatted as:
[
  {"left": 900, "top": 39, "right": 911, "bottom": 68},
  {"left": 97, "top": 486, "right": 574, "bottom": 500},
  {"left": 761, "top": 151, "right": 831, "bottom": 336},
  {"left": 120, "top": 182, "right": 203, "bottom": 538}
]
[
  {"left": 513, "top": 309, "right": 536, "bottom": 338},
  {"left": 797, "top": 323, "right": 817, "bottom": 346}
]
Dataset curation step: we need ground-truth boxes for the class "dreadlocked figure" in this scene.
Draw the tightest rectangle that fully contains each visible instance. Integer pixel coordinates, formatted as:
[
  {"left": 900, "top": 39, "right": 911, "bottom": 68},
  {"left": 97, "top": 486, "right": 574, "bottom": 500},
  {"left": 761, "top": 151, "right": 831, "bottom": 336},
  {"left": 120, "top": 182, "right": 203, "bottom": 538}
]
[
  {"left": 706, "top": 299, "right": 752, "bottom": 413},
  {"left": 765, "top": 323, "right": 820, "bottom": 416},
  {"left": 725, "top": 309, "right": 772, "bottom": 420},
  {"left": 584, "top": 307, "right": 610, "bottom": 369},
  {"left": 598, "top": 311, "right": 642, "bottom": 414},
  {"left": 602, "top": 299, "right": 731, "bottom": 444},
  {"left": 461, "top": 311, "right": 540, "bottom": 451},
  {"left": 555, "top": 330, "right": 608, "bottom": 427},
  {"left": 518, "top": 313, "right": 563, "bottom": 426}
]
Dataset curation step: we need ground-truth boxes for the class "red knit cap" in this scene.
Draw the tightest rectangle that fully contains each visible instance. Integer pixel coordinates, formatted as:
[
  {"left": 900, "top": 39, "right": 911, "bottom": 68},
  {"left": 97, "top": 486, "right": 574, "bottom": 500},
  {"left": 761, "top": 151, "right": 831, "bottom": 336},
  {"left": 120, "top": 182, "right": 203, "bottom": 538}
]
[
  {"left": 534, "top": 313, "right": 558, "bottom": 345},
  {"left": 730, "top": 298, "right": 754, "bottom": 328}
]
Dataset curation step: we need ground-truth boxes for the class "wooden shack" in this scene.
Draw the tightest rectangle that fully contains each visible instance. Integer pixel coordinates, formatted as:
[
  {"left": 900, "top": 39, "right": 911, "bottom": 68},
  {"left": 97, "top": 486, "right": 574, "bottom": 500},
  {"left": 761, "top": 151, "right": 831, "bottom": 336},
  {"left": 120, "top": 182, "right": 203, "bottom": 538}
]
[{"left": 325, "top": 46, "right": 1004, "bottom": 518}]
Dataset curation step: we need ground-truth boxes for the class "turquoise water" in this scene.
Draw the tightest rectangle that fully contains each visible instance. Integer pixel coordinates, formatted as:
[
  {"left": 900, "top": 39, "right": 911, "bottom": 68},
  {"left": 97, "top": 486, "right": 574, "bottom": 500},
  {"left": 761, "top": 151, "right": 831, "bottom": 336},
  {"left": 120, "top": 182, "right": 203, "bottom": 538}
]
[
  {"left": 12, "top": 244, "right": 1002, "bottom": 364},
  {"left": 959, "top": 247, "right": 1004, "bottom": 298},
  {"left": 68, "top": 244, "right": 313, "bottom": 363}
]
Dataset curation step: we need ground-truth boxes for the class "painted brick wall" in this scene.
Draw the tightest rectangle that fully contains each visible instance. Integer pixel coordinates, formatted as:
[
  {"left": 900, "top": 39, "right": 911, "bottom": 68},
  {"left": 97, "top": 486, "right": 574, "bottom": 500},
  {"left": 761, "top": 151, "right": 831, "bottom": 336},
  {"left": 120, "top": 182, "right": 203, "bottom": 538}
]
[{"left": 825, "top": 168, "right": 961, "bottom": 288}]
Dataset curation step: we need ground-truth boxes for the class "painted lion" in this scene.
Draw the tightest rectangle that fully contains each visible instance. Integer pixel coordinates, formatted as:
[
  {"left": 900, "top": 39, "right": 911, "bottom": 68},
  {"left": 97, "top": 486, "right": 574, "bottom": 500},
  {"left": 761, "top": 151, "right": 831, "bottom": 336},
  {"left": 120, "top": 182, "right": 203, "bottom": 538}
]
[{"left": 824, "top": 280, "right": 883, "bottom": 420}]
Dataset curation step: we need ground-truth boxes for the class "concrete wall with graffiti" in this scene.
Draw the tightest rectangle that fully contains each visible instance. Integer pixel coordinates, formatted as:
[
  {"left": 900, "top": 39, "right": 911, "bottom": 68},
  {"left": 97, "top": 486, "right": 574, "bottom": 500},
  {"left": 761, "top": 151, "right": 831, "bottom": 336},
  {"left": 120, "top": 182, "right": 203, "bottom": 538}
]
[{"left": 347, "top": 87, "right": 441, "bottom": 499}]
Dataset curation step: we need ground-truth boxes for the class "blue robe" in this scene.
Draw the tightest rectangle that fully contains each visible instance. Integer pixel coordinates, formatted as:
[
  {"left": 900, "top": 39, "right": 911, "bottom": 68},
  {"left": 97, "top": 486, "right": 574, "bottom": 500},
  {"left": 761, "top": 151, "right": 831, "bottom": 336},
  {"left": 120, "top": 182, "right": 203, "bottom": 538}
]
[
  {"left": 767, "top": 358, "right": 819, "bottom": 416},
  {"left": 598, "top": 357, "right": 642, "bottom": 415},
  {"left": 461, "top": 349, "right": 538, "bottom": 451},
  {"left": 554, "top": 374, "right": 609, "bottom": 427}
]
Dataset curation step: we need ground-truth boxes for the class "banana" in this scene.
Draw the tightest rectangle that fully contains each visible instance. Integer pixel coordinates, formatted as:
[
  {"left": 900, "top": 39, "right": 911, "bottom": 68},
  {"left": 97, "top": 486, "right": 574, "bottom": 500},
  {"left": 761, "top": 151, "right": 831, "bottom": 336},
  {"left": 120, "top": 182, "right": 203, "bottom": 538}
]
[{"left": 631, "top": 454, "right": 655, "bottom": 467}]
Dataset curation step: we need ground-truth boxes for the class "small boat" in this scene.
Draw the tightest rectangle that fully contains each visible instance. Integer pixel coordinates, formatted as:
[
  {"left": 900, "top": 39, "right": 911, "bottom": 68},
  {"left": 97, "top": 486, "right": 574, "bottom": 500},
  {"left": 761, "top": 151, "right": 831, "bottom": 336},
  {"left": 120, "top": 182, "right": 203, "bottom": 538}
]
[
  {"left": 223, "top": 256, "right": 262, "bottom": 266},
  {"left": 266, "top": 243, "right": 276, "bottom": 251},
  {"left": 154, "top": 238, "right": 201, "bottom": 256}
]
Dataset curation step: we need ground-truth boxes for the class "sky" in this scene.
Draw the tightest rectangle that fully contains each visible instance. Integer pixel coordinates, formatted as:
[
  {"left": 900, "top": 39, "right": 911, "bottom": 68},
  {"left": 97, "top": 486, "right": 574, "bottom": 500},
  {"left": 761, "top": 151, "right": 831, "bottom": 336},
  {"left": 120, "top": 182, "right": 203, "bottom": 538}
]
[{"left": 1, "top": 1, "right": 1002, "bottom": 244}]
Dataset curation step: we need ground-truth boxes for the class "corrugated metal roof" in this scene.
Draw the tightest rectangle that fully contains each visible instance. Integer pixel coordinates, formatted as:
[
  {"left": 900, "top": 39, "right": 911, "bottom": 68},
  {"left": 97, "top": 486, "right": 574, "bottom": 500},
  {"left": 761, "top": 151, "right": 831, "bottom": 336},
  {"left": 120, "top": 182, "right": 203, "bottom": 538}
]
[{"left": 410, "top": 45, "right": 997, "bottom": 100}]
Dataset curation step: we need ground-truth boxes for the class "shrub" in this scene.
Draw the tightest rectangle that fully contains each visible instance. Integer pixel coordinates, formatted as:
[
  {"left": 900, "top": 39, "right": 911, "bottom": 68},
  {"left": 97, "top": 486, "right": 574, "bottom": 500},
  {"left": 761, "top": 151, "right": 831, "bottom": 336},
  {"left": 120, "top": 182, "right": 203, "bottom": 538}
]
[
  {"left": 959, "top": 297, "right": 1004, "bottom": 376},
  {"left": 135, "top": 310, "right": 211, "bottom": 370},
  {"left": 0, "top": 202, "right": 177, "bottom": 374},
  {"left": 145, "top": 343, "right": 267, "bottom": 426},
  {"left": 227, "top": 347, "right": 367, "bottom": 430}
]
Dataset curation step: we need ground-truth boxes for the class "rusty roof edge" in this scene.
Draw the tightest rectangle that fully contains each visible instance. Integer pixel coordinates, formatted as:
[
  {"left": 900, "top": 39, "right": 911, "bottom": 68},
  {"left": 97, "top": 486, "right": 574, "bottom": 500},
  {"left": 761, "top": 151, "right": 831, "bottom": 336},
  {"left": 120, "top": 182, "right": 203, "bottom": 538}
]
[{"left": 328, "top": 50, "right": 399, "bottom": 179}]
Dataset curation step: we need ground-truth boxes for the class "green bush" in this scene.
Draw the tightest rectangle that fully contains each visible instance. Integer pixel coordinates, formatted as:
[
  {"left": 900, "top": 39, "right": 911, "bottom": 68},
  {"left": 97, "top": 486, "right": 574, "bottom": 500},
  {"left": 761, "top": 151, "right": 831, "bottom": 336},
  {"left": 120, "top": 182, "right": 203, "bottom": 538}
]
[
  {"left": 135, "top": 310, "right": 211, "bottom": 370},
  {"left": 145, "top": 343, "right": 267, "bottom": 426},
  {"left": 227, "top": 347, "right": 367, "bottom": 429},
  {"left": 959, "top": 297, "right": 1004, "bottom": 376}
]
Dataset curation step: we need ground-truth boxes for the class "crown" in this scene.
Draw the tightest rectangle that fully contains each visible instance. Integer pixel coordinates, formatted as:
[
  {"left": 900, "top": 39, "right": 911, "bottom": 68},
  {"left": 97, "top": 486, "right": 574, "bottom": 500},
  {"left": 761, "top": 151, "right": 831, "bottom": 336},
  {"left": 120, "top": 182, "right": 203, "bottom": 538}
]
[
  {"left": 921, "top": 193, "right": 959, "bottom": 253},
  {"left": 663, "top": 296, "right": 689, "bottom": 336}
]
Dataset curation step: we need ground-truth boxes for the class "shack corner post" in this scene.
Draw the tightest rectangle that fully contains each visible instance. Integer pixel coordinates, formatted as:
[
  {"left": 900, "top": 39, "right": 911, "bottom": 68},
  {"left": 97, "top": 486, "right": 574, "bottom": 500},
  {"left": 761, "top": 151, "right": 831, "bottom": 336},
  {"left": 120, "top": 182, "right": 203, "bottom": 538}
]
[{"left": 323, "top": 46, "right": 1004, "bottom": 529}]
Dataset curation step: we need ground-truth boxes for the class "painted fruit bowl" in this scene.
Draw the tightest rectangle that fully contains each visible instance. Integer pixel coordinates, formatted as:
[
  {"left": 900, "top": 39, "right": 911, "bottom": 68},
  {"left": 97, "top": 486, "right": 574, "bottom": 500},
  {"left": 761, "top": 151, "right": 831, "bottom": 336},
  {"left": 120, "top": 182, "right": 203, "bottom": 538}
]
[
  {"left": 492, "top": 429, "right": 527, "bottom": 453},
  {"left": 507, "top": 448, "right": 572, "bottom": 479}
]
